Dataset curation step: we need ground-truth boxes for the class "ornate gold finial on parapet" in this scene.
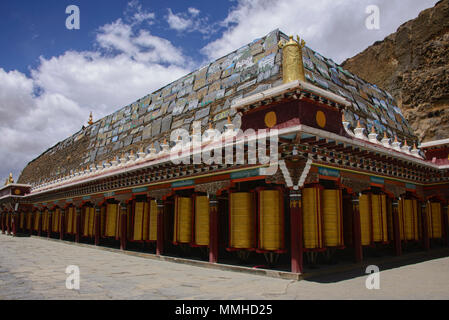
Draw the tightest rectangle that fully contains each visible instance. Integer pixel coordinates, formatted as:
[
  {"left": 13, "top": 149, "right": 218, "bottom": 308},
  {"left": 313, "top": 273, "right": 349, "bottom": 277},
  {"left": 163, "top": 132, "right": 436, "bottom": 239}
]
[
  {"left": 5, "top": 173, "right": 14, "bottom": 186},
  {"left": 88, "top": 112, "right": 94, "bottom": 126},
  {"left": 278, "top": 35, "right": 306, "bottom": 84}
]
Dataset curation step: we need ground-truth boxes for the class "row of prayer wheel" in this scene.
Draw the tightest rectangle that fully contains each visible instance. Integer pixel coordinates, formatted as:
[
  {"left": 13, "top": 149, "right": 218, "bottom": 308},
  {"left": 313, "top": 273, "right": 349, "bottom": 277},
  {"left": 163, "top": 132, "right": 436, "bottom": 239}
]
[{"left": 3, "top": 193, "right": 447, "bottom": 254}]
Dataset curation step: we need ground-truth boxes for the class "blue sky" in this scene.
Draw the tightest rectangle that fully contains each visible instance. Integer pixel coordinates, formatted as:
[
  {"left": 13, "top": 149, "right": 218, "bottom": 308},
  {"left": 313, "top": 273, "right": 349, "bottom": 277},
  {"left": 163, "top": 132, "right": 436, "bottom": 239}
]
[
  {"left": 0, "top": 0, "right": 231, "bottom": 75},
  {"left": 0, "top": 0, "right": 439, "bottom": 181}
]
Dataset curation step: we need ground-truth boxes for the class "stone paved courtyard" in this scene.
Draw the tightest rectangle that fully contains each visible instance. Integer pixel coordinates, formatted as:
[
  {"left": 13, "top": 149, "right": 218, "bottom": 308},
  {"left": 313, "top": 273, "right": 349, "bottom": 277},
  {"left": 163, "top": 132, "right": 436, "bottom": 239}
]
[{"left": 1, "top": 234, "right": 449, "bottom": 300}]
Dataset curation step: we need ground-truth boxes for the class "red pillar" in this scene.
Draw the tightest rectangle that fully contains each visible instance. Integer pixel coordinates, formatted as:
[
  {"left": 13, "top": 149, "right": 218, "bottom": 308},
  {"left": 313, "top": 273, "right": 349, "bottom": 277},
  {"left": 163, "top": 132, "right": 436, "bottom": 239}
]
[
  {"left": 392, "top": 201, "right": 402, "bottom": 256},
  {"left": 60, "top": 209, "right": 65, "bottom": 241},
  {"left": 156, "top": 200, "right": 165, "bottom": 256},
  {"left": 209, "top": 196, "right": 219, "bottom": 264},
  {"left": 120, "top": 203, "right": 127, "bottom": 250},
  {"left": 95, "top": 207, "right": 100, "bottom": 246},
  {"left": 421, "top": 203, "right": 430, "bottom": 251},
  {"left": 7, "top": 213, "right": 11, "bottom": 235},
  {"left": 290, "top": 191, "right": 303, "bottom": 274},
  {"left": 352, "top": 197, "right": 363, "bottom": 263},
  {"left": 75, "top": 208, "right": 81, "bottom": 243}
]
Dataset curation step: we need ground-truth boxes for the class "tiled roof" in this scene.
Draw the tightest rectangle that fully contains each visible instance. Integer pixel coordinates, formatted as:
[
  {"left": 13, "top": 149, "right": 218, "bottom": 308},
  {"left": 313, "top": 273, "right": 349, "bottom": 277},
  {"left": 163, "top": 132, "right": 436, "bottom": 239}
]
[{"left": 18, "top": 29, "right": 417, "bottom": 185}]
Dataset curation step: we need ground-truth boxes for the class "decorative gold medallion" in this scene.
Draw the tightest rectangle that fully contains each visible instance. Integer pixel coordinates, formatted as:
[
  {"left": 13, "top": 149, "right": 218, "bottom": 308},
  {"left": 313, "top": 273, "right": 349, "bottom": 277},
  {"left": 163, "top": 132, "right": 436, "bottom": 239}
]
[
  {"left": 316, "top": 111, "right": 326, "bottom": 128},
  {"left": 264, "top": 111, "right": 277, "bottom": 128},
  {"left": 14, "top": 189, "right": 21, "bottom": 195}
]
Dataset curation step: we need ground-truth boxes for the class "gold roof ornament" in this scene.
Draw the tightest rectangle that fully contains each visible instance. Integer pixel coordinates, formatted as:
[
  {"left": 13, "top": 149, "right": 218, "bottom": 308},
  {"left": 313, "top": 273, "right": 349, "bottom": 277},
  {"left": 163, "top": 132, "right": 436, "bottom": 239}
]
[
  {"left": 278, "top": 35, "right": 306, "bottom": 84},
  {"left": 88, "top": 112, "right": 94, "bottom": 126},
  {"left": 5, "top": 173, "right": 14, "bottom": 185}
]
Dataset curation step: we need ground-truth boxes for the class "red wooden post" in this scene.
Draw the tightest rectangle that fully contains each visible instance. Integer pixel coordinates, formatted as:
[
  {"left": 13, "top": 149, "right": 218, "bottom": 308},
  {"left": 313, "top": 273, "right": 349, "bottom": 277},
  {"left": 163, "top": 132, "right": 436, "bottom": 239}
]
[
  {"left": 75, "top": 208, "right": 81, "bottom": 243},
  {"left": 95, "top": 207, "right": 100, "bottom": 246},
  {"left": 290, "top": 190, "right": 303, "bottom": 274},
  {"left": 352, "top": 197, "right": 363, "bottom": 263},
  {"left": 120, "top": 203, "right": 127, "bottom": 250},
  {"left": 392, "top": 201, "right": 402, "bottom": 256},
  {"left": 209, "top": 195, "right": 219, "bottom": 264},
  {"left": 421, "top": 203, "right": 430, "bottom": 251},
  {"left": 60, "top": 209, "right": 65, "bottom": 241},
  {"left": 156, "top": 199, "right": 165, "bottom": 256},
  {"left": 7, "top": 213, "right": 11, "bottom": 235}
]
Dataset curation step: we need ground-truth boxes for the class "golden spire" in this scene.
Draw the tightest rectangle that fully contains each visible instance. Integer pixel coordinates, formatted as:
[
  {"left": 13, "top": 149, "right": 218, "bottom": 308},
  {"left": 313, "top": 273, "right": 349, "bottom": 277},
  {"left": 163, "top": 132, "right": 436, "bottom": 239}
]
[
  {"left": 356, "top": 120, "right": 362, "bottom": 128},
  {"left": 227, "top": 115, "right": 232, "bottom": 124},
  {"left": 88, "top": 112, "right": 94, "bottom": 126},
  {"left": 342, "top": 113, "right": 346, "bottom": 122},
  {"left": 371, "top": 126, "right": 376, "bottom": 134},
  {"left": 383, "top": 131, "right": 388, "bottom": 139}
]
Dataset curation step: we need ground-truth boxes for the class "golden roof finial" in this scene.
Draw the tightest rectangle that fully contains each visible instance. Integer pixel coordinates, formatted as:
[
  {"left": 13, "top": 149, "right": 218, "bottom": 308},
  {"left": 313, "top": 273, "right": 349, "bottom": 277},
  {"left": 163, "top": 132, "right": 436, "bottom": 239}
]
[
  {"left": 88, "top": 112, "right": 94, "bottom": 126},
  {"left": 383, "top": 131, "right": 388, "bottom": 139},
  {"left": 278, "top": 34, "right": 306, "bottom": 83},
  {"left": 394, "top": 135, "right": 399, "bottom": 143},
  {"left": 356, "top": 120, "right": 362, "bottom": 129},
  {"left": 371, "top": 126, "right": 376, "bottom": 134},
  {"left": 342, "top": 113, "right": 346, "bottom": 122},
  {"left": 5, "top": 173, "right": 14, "bottom": 185},
  {"left": 227, "top": 115, "right": 232, "bottom": 124}
]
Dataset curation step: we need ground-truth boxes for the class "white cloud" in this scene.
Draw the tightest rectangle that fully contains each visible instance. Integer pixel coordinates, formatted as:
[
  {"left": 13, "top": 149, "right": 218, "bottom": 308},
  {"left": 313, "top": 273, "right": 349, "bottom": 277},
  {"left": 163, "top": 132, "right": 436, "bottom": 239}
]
[
  {"left": 202, "top": 0, "right": 440, "bottom": 63},
  {"left": 166, "top": 7, "right": 211, "bottom": 34},
  {"left": 125, "top": 0, "right": 156, "bottom": 26},
  {"left": 188, "top": 7, "right": 201, "bottom": 17}
]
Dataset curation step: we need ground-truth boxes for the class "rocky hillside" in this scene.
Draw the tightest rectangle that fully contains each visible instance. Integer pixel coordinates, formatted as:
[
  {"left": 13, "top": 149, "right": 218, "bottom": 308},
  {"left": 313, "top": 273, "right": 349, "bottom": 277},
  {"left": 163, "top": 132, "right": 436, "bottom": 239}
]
[{"left": 342, "top": 0, "right": 449, "bottom": 142}]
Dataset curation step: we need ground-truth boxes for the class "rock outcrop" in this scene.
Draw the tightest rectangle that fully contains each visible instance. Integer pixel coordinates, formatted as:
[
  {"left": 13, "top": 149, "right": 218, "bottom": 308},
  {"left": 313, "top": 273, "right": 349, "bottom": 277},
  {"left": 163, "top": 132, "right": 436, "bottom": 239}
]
[{"left": 342, "top": 0, "right": 449, "bottom": 142}]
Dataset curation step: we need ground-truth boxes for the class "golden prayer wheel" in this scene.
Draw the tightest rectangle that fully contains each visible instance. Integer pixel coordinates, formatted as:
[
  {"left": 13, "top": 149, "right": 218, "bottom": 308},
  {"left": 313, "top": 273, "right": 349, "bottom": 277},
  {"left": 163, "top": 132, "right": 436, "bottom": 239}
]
[
  {"left": 105, "top": 203, "right": 118, "bottom": 238},
  {"left": 258, "top": 190, "right": 284, "bottom": 251},
  {"left": 149, "top": 200, "right": 158, "bottom": 242},
  {"left": 359, "top": 194, "right": 373, "bottom": 246},
  {"left": 66, "top": 207, "right": 75, "bottom": 234},
  {"left": 133, "top": 201, "right": 150, "bottom": 241},
  {"left": 371, "top": 194, "right": 388, "bottom": 243},
  {"left": 42, "top": 210, "right": 49, "bottom": 232},
  {"left": 83, "top": 206, "right": 96, "bottom": 237},
  {"left": 229, "top": 192, "right": 255, "bottom": 250},
  {"left": 303, "top": 187, "right": 323, "bottom": 250},
  {"left": 52, "top": 208, "right": 60, "bottom": 233},
  {"left": 322, "top": 189, "right": 344, "bottom": 247},
  {"left": 426, "top": 202, "right": 443, "bottom": 239},
  {"left": 19, "top": 212, "right": 25, "bottom": 229},
  {"left": 194, "top": 196, "right": 210, "bottom": 246},
  {"left": 173, "top": 196, "right": 193, "bottom": 244},
  {"left": 399, "top": 199, "right": 419, "bottom": 241},
  {"left": 33, "top": 212, "right": 40, "bottom": 231},
  {"left": 26, "top": 212, "right": 32, "bottom": 230}
]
